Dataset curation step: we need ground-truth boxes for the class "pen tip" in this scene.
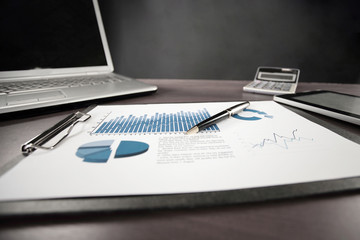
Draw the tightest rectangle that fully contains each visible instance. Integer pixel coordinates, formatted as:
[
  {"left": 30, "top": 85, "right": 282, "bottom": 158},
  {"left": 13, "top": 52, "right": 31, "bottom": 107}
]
[{"left": 186, "top": 126, "right": 199, "bottom": 135}]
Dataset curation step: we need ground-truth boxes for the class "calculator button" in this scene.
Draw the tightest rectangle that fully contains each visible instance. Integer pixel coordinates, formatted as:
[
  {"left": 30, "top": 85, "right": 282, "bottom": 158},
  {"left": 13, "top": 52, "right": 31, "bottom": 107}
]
[
  {"left": 247, "top": 81, "right": 259, "bottom": 88},
  {"left": 257, "top": 82, "right": 267, "bottom": 88},
  {"left": 281, "top": 83, "right": 292, "bottom": 91},
  {"left": 273, "top": 83, "right": 283, "bottom": 90},
  {"left": 267, "top": 82, "right": 276, "bottom": 89}
]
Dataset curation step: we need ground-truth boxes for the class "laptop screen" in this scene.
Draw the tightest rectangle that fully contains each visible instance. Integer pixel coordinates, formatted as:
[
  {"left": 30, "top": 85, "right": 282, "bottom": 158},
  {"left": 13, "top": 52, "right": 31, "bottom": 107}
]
[{"left": 0, "top": 0, "right": 108, "bottom": 72}]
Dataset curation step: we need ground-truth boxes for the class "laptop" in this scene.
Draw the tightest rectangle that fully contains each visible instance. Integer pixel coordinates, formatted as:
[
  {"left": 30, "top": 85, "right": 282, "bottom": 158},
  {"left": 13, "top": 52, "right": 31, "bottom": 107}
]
[{"left": 0, "top": 0, "right": 157, "bottom": 115}]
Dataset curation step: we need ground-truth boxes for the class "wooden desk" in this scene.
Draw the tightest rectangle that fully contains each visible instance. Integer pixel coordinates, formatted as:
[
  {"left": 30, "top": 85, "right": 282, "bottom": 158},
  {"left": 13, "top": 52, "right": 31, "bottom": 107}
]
[{"left": 0, "top": 79, "right": 360, "bottom": 239}]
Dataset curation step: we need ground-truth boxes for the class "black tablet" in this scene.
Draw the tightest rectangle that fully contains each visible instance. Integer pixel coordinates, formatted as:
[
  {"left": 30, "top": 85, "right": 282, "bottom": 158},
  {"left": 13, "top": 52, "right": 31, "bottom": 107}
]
[{"left": 273, "top": 90, "right": 360, "bottom": 125}]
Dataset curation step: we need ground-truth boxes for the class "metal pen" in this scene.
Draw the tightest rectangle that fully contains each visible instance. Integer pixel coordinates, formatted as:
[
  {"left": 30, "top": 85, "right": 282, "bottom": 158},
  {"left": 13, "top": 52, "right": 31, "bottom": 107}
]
[{"left": 186, "top": 101, "right": 250, "bottom": 134}]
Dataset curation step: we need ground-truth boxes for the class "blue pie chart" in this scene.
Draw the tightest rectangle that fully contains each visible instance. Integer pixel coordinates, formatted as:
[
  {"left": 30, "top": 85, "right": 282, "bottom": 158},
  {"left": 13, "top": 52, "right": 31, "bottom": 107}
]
[
  {"left": 232, "top": 109, "right": 273, "bottom": 121},
  {"left": 76, "top": 140, "right": 149, "bottom": 163}
]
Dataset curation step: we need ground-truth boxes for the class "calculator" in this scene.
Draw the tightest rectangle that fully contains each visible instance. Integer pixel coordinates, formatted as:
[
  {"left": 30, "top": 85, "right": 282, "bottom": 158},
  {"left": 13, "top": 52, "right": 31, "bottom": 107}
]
[{"left": 243, "top": 67, "right": 300, "bottom": 95}]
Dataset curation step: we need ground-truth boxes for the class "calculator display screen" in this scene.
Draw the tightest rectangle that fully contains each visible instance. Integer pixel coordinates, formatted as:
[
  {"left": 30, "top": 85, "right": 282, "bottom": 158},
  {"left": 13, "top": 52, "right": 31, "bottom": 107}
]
[
  {"left": 260, "top": 73, "right": 294, "bottom": 80},
  {"left": 257, "top": 72, "right": 296, "bottom": 82}
]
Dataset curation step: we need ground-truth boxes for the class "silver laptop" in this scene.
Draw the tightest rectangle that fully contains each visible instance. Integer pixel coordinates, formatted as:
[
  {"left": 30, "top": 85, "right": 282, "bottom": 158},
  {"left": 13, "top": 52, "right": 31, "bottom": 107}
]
[{"left": 0, "top": 0, "right": 157, "bottom": 114}]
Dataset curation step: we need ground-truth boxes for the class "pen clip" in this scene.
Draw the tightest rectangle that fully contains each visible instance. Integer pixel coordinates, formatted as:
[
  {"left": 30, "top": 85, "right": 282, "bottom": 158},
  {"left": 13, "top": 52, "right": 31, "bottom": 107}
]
[{"left": 21, "top": 111, "right": 91, "bottom": 155}]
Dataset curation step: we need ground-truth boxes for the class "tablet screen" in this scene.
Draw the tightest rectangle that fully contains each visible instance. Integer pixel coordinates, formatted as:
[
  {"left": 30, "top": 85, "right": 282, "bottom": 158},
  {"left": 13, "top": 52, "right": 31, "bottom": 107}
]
[{"left": 292, "top": 92, "right": 360, "bottom": 115}]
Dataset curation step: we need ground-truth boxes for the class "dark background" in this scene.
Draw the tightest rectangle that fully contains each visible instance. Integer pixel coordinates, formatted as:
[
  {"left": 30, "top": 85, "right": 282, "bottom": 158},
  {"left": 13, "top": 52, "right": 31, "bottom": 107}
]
[{"left": 99, "top": 0, "right": 360, "bottom": 83}]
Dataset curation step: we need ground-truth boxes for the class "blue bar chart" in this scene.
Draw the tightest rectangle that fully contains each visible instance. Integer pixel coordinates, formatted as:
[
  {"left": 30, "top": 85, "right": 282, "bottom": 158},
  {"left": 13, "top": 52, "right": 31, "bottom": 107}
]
[{"left": 92, "top": 108, "right": 219, "bottom": 134}]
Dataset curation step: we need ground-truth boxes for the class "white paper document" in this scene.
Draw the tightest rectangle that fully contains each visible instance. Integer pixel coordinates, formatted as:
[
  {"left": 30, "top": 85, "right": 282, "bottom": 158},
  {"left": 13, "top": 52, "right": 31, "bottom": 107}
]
[{"left": 0, "top": 101, "right": 359, "bottom": 201}]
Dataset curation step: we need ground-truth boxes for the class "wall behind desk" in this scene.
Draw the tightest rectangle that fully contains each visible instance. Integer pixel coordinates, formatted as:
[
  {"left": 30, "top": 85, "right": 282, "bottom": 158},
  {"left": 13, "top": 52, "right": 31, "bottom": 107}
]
[{"left": 99, "top": 0, "right": 360, "bottom": 83}]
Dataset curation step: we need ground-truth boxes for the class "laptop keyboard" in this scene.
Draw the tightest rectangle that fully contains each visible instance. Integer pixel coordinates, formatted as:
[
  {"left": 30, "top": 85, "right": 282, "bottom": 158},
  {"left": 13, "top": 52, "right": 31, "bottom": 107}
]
[{"left": 0, "top": 75, "right": 122, "bottom": 94}]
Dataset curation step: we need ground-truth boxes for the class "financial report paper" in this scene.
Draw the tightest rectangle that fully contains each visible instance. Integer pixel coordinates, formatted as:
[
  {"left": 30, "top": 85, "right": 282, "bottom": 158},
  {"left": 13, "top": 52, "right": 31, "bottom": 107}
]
[{"left": 0, "top": 101, "right": 359, "bottom": 201}]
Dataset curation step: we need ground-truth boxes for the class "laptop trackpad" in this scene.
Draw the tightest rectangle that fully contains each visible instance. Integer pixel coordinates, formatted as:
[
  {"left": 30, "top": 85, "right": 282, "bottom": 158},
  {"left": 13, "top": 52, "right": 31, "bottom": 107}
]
[{"left": 7, "top": 91, "right": 66, "bottom": 106}]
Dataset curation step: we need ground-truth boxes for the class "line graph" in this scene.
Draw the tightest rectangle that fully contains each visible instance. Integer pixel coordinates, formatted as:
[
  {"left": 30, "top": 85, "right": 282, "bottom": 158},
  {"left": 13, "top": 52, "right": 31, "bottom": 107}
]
[{"left": 252, "top": 129, "right": 314, "bottom": 149}]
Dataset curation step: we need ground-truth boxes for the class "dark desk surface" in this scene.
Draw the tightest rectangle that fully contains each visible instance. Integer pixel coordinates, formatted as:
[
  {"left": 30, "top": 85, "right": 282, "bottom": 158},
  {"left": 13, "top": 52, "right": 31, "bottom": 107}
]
[{"left": 0, "top": 79, "right": 360, "bottom": 239}]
